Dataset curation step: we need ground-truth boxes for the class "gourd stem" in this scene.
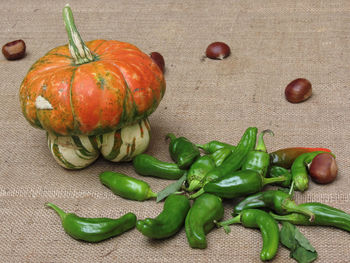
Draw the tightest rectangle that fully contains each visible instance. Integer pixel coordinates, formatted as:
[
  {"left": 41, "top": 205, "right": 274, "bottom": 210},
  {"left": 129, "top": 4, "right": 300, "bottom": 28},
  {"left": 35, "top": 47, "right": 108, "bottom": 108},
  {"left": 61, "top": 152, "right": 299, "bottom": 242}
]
[{"left": 63, "top": 4, "right": 94, "bottom": 65}]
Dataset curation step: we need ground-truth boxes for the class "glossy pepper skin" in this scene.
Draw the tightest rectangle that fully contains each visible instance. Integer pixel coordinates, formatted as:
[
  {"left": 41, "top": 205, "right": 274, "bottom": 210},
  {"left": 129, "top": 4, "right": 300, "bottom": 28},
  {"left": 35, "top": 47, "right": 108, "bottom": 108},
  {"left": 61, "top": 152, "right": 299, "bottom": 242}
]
[
  {"left": 268, "top": 166, "right": 292, "bottom": 187},
  {"left": 185, "top": 148, "right": 232, "bottom": 192},
  {"left": 217, "top": 209, "right": 279, "bottom": 261},
  {"left": 46, "top": 203, "right": 136, "bottom": 242},
  {"left": 99, "top": 171, "right": 156, "bottom": 201},
  {"left": 185, "top": 193, "right": 224, "bottom": 249},
  {"left": 270, "top": 147, "right": 332, "bottom": 169},
  {"left": 196, "top": 140, "right": 236, "bottom": 154},
  {"left": 241, "top": 129, "right": 273, "bottom": 177},
  {"left": 166, "top": 133, "right": 200, "bottom": 169},
  {"left": 199, "top": 127, "right": 258, "bottom": 187},
  {"left": 133, "top": 154, "right": 185, "bottom": 180},
  {"left": 190, "top": 170, "right": 286, "bottom": 199},
  {"left": 270, "top": 202, "right": 350, "bottom": 232},
  {"left": 136, "top": 194, "right": 190, "bottom": 239},
  {"left": 291, "top": 151, "right": 326, "bottom": 192},
  {"left": 234, "top": 190, "right": 315, "bottom": 221}
]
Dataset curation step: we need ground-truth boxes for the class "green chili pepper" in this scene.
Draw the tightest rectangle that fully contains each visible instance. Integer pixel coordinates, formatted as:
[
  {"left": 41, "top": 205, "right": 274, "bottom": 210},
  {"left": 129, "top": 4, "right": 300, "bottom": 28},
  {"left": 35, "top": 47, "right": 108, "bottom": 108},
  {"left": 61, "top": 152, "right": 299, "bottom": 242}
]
[
  {"left": 166, "top": 133, "right": 200, "bottom": 169},
  {"left": 136, "top": 194, "right": 190, "bottom": 239},
  {"left": 270, "top": 147, "right": 332, "bottom": 169},
  {"left": 268, "top": 166, "right": 292, "bottom": 187},
  {"left": 291, "top": 151, "right": 326, "bottom": 192},
  {"left": 217, "top": 209, "right": 279, "bottom": 261},
  {"left": 195, "top": 127, "right": 258, "bottom": 190},
  {"left": 99, "top": 171, "right": 156, "bottom": 201},
  {"left": 241, "top": 129, "right": 273, "bottom": 177},
  {"left": 46, "top": 203, "right": 136, "bottom": 243},
  {"left": 185, "top": 148, "right": 232, "bottom": 192},
  {"left": 196, "top": 140, "right": 236, "bottom": 154},
  {"left": 133, "top": 154, "right": 186, "bottom": 180},
  {"left": 234, "top": 190, "right": 315, "bottom": 221},
  {"left": 270, "top": 202, "right": 350, "bottom": 232},
  {"left": 190, "top": 170, "right": 286, "bottom": 199},
  {"left": 185, "top": 193, "right": 224, "bottom": 249}
]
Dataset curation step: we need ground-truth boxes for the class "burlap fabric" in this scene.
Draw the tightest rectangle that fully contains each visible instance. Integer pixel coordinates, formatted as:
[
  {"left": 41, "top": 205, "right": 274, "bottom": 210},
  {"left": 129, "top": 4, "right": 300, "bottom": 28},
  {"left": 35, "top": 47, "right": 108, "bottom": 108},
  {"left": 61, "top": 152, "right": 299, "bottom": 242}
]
[{"left": 1, "top": 0, "right": 350, "bottom": 262}]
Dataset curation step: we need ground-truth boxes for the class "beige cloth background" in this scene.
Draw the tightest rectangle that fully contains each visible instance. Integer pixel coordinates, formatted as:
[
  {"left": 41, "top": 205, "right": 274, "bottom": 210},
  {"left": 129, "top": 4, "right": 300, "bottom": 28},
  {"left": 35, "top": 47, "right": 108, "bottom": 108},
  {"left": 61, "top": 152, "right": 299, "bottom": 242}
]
[{"left": 1, "top": 0, "right": 350, "bottom": 262}]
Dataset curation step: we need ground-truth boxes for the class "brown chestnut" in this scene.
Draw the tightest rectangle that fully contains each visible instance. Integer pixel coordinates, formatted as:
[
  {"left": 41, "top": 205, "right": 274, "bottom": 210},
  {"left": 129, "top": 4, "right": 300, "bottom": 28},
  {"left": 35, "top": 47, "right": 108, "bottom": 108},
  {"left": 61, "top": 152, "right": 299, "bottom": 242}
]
[
  {"left": 309, "top": 153, "right": 338, "bottom": 184},
  {"left": 2, "top": 39, "right": 26, "bottom": 60},
  {"left": 205, "top": 42, "right": 230, "bottom": 60},
  {"left": 285, "top": 78, "right": 312, "bottom": 103},
  {"left": 150, "top": 52, "right": 165, "bottom": 73}
]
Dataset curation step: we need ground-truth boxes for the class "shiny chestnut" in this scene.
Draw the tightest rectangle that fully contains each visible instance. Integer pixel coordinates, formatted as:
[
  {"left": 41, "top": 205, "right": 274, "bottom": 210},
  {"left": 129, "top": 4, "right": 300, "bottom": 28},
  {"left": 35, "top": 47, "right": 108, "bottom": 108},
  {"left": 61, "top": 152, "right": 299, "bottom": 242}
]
[
  {"left": 2, "top": 39, "right": 26, "bottom": 60},
  {"left": 205, "top": 42, "right": 230, "bottom": 60},
  {"left": 285, "top": 78, "right": 312, "bottom": 103},
  {"left": 309, "top": 153, "right": 338, "bottom": 184}
]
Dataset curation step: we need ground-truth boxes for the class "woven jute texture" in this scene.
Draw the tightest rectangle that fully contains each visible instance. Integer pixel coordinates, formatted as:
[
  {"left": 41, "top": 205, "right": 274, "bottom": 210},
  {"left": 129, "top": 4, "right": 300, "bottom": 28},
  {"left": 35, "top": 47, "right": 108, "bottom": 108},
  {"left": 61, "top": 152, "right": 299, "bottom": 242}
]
[{"left": 1, "top": 0, "right": 350, "bottom": 262}]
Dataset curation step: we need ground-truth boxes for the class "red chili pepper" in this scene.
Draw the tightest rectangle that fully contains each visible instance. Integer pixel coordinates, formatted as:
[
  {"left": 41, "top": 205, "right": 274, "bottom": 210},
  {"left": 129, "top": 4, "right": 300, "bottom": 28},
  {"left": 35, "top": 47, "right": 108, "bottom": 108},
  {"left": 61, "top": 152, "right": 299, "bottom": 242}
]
[{"left": 270, "top": 147, "right": 332, "bottom": 169}]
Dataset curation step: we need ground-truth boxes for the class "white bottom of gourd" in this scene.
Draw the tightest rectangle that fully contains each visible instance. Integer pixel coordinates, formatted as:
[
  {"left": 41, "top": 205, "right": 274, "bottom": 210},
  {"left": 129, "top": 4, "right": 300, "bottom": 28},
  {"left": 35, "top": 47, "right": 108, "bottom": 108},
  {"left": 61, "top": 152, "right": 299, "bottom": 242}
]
[{"left": 47, "top": 118, "right": 151, "bottom": 169}]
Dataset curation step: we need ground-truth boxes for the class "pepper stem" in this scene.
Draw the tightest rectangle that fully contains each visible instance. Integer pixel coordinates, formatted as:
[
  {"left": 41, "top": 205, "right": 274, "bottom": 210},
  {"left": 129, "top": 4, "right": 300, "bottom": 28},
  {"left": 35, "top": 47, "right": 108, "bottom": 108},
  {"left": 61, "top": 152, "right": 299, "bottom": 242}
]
[
  {"left": 46, "top": 202, "right": 67, "bottom": 222},
  {"left": 269, "top": 211, "right": 308, "bottom": 225},
  {"left": 189, "top": 188, "right": 205, "bottom": 199},
  {"left": 216, "top": 214, "right": 241, "bottom": 233},
  {"left": 282, "top": 199, "right": 315, "bottom": 222},
  {"left": 146, "top": 189, "right": 157, "bottom": 199},
  {"left": 256, "top": 129, "right": 274, "bottom": 152},
  {"left": 196, "top": 144, "right": 208, "bottom": 152},
  {"left": 63, "top": 4, "right": 94, "bottom": 65},
  {"left": 262, "top": 175, "right": 287, "bottom": 187},
  {"left": 165, "top": 133, "right": 176, "bottom": 142}
]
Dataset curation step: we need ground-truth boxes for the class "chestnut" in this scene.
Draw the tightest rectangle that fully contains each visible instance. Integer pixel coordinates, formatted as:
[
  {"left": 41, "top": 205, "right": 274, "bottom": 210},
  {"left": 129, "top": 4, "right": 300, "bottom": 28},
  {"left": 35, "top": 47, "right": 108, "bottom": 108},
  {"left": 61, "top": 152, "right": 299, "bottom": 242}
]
[
  {"left": 285, "top": 78, "right": 312, "bottom": 103},
  {"left": 309, "top": 153, "right": 338, "bottom": 184},
  {"left": 150, "top": 52, "right": 165, "bottom": 73},
  {"left": 2, "top": 39, "right": 26, "bottom": 60},
  {"left": 205, "top": 42, "right": 230, "bottom": 60}
]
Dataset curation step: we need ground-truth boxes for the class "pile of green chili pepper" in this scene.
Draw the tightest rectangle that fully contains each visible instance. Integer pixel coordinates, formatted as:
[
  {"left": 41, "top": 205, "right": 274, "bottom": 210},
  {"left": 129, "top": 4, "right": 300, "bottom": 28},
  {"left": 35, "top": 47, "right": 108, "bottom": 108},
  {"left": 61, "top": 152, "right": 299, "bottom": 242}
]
[{"left": 45, "top": 127, "right": 349, "bottom": 263}]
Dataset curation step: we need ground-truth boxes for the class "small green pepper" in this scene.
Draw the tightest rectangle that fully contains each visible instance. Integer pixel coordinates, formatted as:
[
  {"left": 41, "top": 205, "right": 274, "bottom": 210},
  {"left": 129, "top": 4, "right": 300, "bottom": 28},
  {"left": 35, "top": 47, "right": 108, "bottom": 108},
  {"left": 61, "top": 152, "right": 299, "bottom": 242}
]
[
  {"left": 241, "top": 129, "right": 273, "bottom": 177},
  {"left": 46, "top": 203, "right": 136, "bottom": 243},
  {"left": 136, "top": 194, "right": 190, "bottom": 239},
  {"left": 291, "top": 151, "right": 326, "bottom": 192},
  {"left": 133, "top": 154, "right": 186, "bottom": 180},
  {"left": 196, "top": 140, "right": 236, "bottom": 154},
  {"left": 270, "top": 202, "right": 350, "bottom": 232},
  {"left": 185, "top": 193, "right": 224, "bottom": 249},
  {"left": 166, "top": 133, "right": 200, "bottom": 169},
  {"left": 99, "top": 171, "right": 156, "bottom": 201},
  {"left": 190, "top": 170, "right": 286, "bottom": 199},
  {"left": 234, "top": 190, "right": 315, "bottom": 221},
  {"left": 217, "top": 209, "right": 279, "bottom": 261},
  {"left": 268, "top": 166, "right": 292, "bottom": 187}
]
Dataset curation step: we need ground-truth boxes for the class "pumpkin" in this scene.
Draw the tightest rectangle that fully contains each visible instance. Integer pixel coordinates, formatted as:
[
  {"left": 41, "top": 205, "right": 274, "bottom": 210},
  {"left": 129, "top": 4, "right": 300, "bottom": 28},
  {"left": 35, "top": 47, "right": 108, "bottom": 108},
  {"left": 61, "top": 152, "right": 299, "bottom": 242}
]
[{"left": 19, "top": 5, "right": 165, "bottom": 169}]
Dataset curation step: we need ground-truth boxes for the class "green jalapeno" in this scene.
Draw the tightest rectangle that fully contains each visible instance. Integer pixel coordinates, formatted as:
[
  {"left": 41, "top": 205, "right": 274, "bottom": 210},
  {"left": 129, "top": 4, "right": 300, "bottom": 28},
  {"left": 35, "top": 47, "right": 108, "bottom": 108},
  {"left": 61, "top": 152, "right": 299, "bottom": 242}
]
[
  {"left": 195, "top": 127, "right": 258, "bottom": 190},
  {"left": 270, "top": 202, "right": 350, "bottom": 232},
  {"left": 234, "top": 190, "right": 314, "bottom": 221},
  {"left": 241, "top": 129, "right": 273, "bottom": 177},
  {"left": 291, "top": 151, "right": 326, "bottom": 192},
  {"left": 46, "top": 203, "right": 136, "bottom": 243},
  {"left": 133, "top": 154, "right": 186, "bottom": 180},
  {"left": 136, "top": 194, "right": 190, "bottom": 239},
  {"left": 190, "top": 170, "right": 286, "bottom": 199},
  {"left": 166, "top": 133, "right": 200, "bottom": 169},
  {"left": 270, "top": 147, "right": 332, "bottom": 169},
  {"left": 185, "top": 148, "right": 232, "bottom": 192},
  {"left": 196, "top": 140, "right": 236, "bottom": 154},
  {"left": 217, "top": 209, "right": 279, "bottom": 261},
  {"left": 185, "top": 193, "right": 224, "bottom": 249},
  {"left": 99, "top": 171, "right": 156, "bottom": 201},
  {"left": 268, "top": 166, "right": 292, "bottom": 187}
]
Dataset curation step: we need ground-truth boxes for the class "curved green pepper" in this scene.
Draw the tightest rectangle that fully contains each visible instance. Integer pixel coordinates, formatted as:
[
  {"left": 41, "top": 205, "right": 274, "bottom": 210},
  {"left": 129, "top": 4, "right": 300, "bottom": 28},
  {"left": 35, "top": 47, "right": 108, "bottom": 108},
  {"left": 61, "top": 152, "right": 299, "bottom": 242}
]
[
  {"left": 196, "top": 140, "right": 236, "bottom": 154},
  {"left": 136, "top": 194, "right": 190, "bottom": 239},
  {"left": 133, "top": 154, "right": 186, "bottom": 180},
  {"left": 241, "top": 129, "right": 273, "bottom": 177},
  {"left": 46, "top": 203, "right": 136, "bottom": 243},
  {"left": 291, "top": 151, "right": 326, "bottom": 192},
  {"left": 99, "top": 171, "right": 156, "bottom": 201},
  {"left": 217, "top": 209, "right": 279, "bottom": 261},
  {"left": 190, "top": 170, "right": 286, "bottom": 199},
  {"left": 270, "top": 202, "right": 350, "bottom": 232},
  {"left": 268, "top": 166, "right": 292, "bottom": 187},
  {"left": 166, "top": 133, "right": 200, "bottom": 169},
  {"left": 185, "top": 193, "right": 224, "bottom": 249},
  {"left": 234, "top": 190, "right": 314, "bottom": 221}
]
